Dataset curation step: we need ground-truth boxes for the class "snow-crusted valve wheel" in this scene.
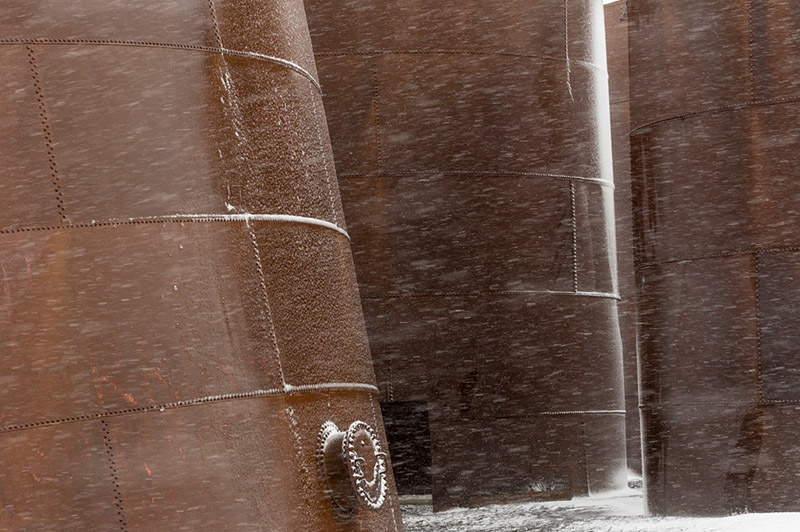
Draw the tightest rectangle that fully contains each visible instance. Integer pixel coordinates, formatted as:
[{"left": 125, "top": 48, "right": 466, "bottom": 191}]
[{"left": 318, "top": 420, "right": 388, "bottom": 512}]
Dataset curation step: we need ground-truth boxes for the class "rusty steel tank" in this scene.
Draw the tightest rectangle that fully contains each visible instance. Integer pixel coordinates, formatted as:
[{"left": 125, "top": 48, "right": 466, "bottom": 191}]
[
  {"left": 0, "top": 1, "right": 402, "bottom": 529},
  {"left": 305, "top": 0, "right": 627, "bottom": 510},
  {"left": 605, "top": 0, "right": 641, "bottom": 475},
  {"left": 630, "top": 0, "right": 800, "bottom": 516}
]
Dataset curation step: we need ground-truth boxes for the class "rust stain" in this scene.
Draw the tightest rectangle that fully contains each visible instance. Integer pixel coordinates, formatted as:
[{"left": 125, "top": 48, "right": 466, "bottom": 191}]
[
  {"left": 24, "top": 255, "right": 34, "bottom": 289},
  {"left": 144, "top": 367, "right": 181, "bottom": 400},
  {"left": 91, "top": 366, "right": 137, "bottom": 405},
  {"left": 0, "top": 259, "right": 10, "bottom": 312},
  {"left": 0, "top": 260, "right": 19, "bottom": 361},
  {"left": 143, "top": 383, "right": 156, "bottom": 404},
  {"left": 166, "top": 433, "right": 187, "bottom": 460},
  {"left": 145, "top": 368, "right": 170, "bottom": 388}
]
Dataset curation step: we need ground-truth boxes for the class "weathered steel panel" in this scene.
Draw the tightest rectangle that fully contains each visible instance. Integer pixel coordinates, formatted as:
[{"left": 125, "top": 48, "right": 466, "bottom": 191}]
[{"left": 0, "top": 1, "right": 402, "bottom": 529}]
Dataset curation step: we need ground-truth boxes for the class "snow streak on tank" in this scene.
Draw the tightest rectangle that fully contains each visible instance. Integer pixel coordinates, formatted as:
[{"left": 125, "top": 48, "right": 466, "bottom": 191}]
[
  {"left": 605, "top": 0, "right": 641, "bottom": 475},
  {"left": 305, "top": 0, "right": 627, "bottom": 510},
  {"left": 0, "top": 1, "right": 402, "bottom": 529}
]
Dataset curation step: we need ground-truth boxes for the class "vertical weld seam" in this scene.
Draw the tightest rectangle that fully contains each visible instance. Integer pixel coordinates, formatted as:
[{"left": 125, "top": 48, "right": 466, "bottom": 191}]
[
  {"left": 571, "top": 181, "right": 579, "bottom": 292},
  {"left": 754, "top": 252, "right": 764, "bottom": 402},
  {"left": 308, "top": 85, "right": 339, "bottom": 226},
  {"left": 564, "top": 0, "right": 573, "bottom": 100},
  {"left": 100, "top": 420, "right": 128, "bottom": 531},
  {"left": 581, "top": 417, "right": 591, "bottom": 495},
  {"left": 371, "top": 54, "right": 383, "bottom": 171},
  {"left": 747, "top": 0, "right": 755, "bottom": 99},
  {"left": 26, "top": 45, "right": 66, "bottom": 222},
  {"left": 368, "top": 398, "right": 399, "bottom": 532},
  {"left": 389, "top": 498, "right": 399, "bottom": 531},
  {"left": 208, "top": 0, "right": 223, "bottom": 48},
  {"left": 388, "top": 361, "right": 395, "bottom": 402},
  {"left": 247, "top": 224, "right": 286, "bottom": 387},
  {"left": 283, "top": 403, "right": 306, "bottom": 494}
]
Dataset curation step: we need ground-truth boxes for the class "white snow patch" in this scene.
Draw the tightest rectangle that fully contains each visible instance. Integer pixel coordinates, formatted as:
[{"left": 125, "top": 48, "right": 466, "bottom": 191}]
[{"left": 402, "top": 489, "right": 800, "bottom": 532}]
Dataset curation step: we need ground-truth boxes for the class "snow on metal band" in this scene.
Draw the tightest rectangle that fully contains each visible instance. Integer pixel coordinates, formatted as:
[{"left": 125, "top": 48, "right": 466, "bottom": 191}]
[
  {"left": 534, "top": 410, "right": 626, "bottom": 416},
  {"left": 0, "top": 382, "right": 379, "bottom": 434},
  {"left": 572, "top": 290, "right": 622, "bottom": 300},
  {"left": 0, "top": 39, "right": 322, "bottom": 92},
  {"left": 0, "top": 214, "right": 350, "bottom": 239},
  {"left": 362, "top": 289, "right": 621, "bottom": 301},
  {"left": 151, "top": 213, "right": 350, "bottom": 239},
  {"left": 220, "top": 47, "right": 321, "bottom": 90},
  {"left": 284, "top": 382, "right": 379, "bottom": 393}
]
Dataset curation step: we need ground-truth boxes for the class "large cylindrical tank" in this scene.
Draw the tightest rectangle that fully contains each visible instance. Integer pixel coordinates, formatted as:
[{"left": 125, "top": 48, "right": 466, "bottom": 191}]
[
  {"left": 0, "top": 1, "right": 402, "bottom": 529},
  {"left": 605, "top": 0, "right": 641, "bottom": 474},
  {"left": 305, "top": 0, "right": 627, "bottom": 510},
  {"left": 630, "top": 0, "right": 800, "bottom": 516}
]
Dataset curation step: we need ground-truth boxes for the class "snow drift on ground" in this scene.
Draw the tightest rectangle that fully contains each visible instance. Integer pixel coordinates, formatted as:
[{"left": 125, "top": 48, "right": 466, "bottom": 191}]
[{"left": 401, "top": 488, "right": 800, "bottom": 532}]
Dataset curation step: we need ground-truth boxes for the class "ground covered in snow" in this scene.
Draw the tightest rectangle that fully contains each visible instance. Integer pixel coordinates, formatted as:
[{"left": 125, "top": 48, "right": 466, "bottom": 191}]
[{"left": 401, "top": 489, "right": 800, "bottom": 532}]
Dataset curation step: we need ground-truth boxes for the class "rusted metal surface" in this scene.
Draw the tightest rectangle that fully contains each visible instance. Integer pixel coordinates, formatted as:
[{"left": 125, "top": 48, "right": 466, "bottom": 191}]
[
  {"left": 630, "top": 0, "right": 800, "bottom": 516},
  {"left": 605, "top": 0, "right": 641, "bottom": 475},
  {"left": 305, "top": 0, "right": 627, "bottom": 510},
  {"left": 0, "top": 1, "right": 402, "bottom": 529}
]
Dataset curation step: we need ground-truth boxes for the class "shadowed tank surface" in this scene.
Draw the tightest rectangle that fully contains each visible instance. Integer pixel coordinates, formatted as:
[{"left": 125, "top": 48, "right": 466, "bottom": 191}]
[
  {"left": 0, "top": 1, "right": 402, "bottom": 529},
  {"left": 304, "top": 0, "right": 627, "bottom": 510},
  {"left": 629, "top": 0, "right": 800, "bottom": 516}
]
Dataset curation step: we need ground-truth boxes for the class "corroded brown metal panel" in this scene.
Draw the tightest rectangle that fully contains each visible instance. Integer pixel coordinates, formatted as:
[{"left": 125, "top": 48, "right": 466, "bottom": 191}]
[
  {"left": 629, "top": 0, "right": 800, "bottom": 516},
  {"left": 605, "top": 0, "right": 641, "bottom": 474},
  {"left": 0, "top": 1, "right": 402, "bottom": 529},
  {"left": 305, "top": 0, "right": 627, "bottom": 510}
]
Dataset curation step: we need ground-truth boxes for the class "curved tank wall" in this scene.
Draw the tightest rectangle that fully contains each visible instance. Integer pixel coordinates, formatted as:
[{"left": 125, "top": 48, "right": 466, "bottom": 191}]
[
  {"left": 0, "top": 1, "right": 402, "bottom": 529},
  {"left": 305, "top": 0, "right": 627, "bottom": 510},
  {"left": 629, "top": 0, "right": 800, "bottom": 516}
]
